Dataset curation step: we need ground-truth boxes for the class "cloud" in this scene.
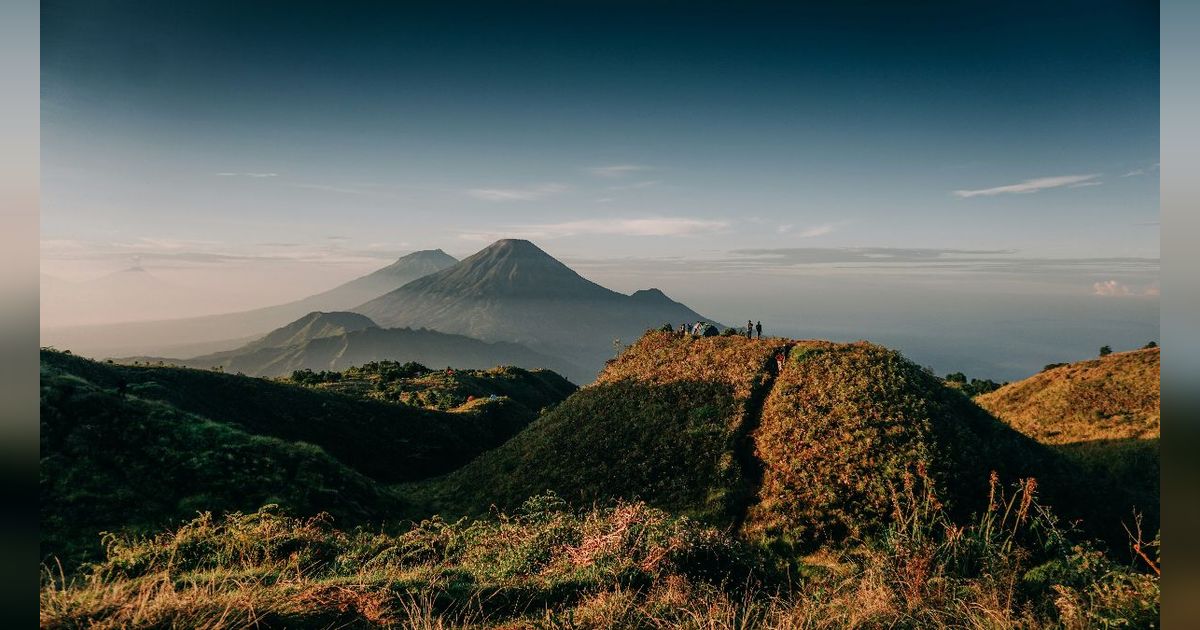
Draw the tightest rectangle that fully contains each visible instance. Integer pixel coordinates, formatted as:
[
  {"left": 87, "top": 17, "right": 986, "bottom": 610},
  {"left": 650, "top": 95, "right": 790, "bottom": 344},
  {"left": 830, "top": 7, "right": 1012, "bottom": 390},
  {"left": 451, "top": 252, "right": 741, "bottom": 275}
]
[
  {"left": 1093, "top": 279, "right": 1159, "bottom": 297},
  {"left": 1120, "top": 163, "right": 1159, "bottom": 178},
  {"left": 608, "top": 180, "right": 660, "bottom": 191},
  {"left": 953, "top": 174, "right": 1101, "bottom": 198},
  {"left": 466, "top": 183, "right": 568, "bottom": 201},
  {"left": 459, "top": 217, "right": 729, "bottom": 241},
  {"left": 777, "top": 223, "right": 834, "bottom": 237},
  {"left": 1067, "top": 181, "right": 1102, "bottom": 189},
  {"left": 587, "top": 164, "right": 651, "bottom": 178},
  {"left": 216, "top": 172, "right": 278, "bottom": 178}
]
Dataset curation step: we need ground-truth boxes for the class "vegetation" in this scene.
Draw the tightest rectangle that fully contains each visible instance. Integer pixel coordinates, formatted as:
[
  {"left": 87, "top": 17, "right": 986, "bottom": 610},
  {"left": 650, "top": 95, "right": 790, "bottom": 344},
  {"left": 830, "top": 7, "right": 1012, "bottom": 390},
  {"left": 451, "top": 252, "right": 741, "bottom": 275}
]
[
  {"left": 40, "top": 350, "right": 575, "bottom": 569},
  {"left": 284, "top": 360, "right": 576, "bottom": 414},
  {"left": 746, "top": 342, "right": 1060, "bottom": 552},
  {"left": 43, "top": 479, "right": 1157, "bottom": 628},
  {"left": 40, "top": 331, "right": 1160, "bottom": 626},
  {"left": 943, "top": 371, "right": 1005, "bottom": 397},
  {"left": 411, "top": 331, "right": 785, "bottom": 525},
  {"left": 976, "top": 347, "right": 1159, "bottom": 444}
]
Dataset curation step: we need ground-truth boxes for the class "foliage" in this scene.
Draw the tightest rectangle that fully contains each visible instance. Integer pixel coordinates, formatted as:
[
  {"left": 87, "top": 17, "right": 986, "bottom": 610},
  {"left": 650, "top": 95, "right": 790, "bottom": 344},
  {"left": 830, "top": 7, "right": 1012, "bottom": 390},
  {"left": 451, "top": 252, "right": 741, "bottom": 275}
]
[
  {"left": 944, "top": 371, "right": 1006, "bottom": 397},
  {"left": 977, "top": 347, "right": 1159, "bottom": 444},
  {"left": 42, "top": 483, "right": 1157, "bottom": 629},
  {"left": 746, "top": 342, "right": 1059, "bottom": 551},
  {"left": 413, "top": 332, "right": 785, "bottom": 525}
]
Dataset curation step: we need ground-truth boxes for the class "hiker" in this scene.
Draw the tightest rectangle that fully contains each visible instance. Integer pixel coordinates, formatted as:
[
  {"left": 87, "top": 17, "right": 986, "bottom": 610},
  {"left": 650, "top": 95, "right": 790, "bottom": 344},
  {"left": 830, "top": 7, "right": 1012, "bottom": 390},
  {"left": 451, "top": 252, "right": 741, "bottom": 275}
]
[
  {"left": 775, "top": 351, "right": 786, "bottom": 372},
  {"left": 746, "top": 320, "right": 754, "bottom": 339},
  {"left": 756, "top": 321, "right": 763, "bottom": 339},
  {"left": 678, "top": 323, "right": 688, "bottom": 338},
  {"left": 692, "top": 321, "right": 704, "bottom": 336}
]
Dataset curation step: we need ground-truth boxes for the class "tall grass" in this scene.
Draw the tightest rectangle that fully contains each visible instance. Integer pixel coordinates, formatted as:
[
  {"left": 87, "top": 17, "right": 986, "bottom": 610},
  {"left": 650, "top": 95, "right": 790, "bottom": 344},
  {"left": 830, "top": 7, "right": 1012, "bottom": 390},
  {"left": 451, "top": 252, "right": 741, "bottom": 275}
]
[{"left": 42, "top": 479, "right": 1157, "bottom": 629}]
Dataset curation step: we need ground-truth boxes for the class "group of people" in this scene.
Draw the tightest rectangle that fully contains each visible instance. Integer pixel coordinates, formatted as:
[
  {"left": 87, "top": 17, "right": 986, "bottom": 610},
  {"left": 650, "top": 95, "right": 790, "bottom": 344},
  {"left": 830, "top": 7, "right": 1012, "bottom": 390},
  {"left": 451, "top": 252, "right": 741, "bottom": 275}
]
[{"left": 674, "top": 320, "right": 765, "bottom": 339}]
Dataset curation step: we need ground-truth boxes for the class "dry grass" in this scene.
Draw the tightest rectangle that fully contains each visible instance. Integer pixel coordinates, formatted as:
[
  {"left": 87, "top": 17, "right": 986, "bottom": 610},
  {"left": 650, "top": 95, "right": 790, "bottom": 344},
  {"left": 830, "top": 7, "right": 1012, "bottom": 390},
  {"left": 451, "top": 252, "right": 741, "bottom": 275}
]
[{"left": 976, "top": 348, "right": 1159, "bottom": 444}]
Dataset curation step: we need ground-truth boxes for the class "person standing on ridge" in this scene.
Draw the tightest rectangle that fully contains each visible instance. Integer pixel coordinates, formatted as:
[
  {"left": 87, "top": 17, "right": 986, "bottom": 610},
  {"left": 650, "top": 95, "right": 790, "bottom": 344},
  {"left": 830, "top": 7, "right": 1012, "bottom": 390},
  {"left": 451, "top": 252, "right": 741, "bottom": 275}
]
[
  {"left": 746, "top": 320, "right": 754, "bottom": 339},
  {"left": 756, "top": 321, "right": 763, "bottom": 339}
]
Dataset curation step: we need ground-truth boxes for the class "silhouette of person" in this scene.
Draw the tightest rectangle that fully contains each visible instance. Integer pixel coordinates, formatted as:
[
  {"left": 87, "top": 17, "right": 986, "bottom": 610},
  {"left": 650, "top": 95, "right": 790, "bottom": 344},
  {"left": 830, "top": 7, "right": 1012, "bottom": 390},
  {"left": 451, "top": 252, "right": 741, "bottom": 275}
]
[
  {"left": 756, "top": 321, "right": 763, "bottom": 339},
  {"left": 746, "top": 320, "right": 754, "bottom": 339}
]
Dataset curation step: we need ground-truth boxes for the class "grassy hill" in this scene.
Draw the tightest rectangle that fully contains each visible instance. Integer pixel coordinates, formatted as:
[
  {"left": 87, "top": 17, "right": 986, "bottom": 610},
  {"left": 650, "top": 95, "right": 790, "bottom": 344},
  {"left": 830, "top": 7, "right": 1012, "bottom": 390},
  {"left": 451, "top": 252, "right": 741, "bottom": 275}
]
[
  {"left": 40, "top": 366, "right": 403, "bottom": 570},
  {"left": 410, "top": 332, "right": 1074, "bottom": 553},
  {"left": 410, "top": 331, "right": 785, "bottom": 524},
  {"left": 976, "top": 347, "right": 1159, "bottom": 444},
  {"left": 286, "top": 360, "right": 577, "bottom": 414},
  {"left": 975, "top": 347, "right": 1160, "bottom": 555},
  {"left": 42, "top": 350, "right": 570, "bottom": 485},
  {"left": 745, "top": 342, "right": 1060, "bottom": 550},
  {"left": 40, "top": 350, "right": 575, "bottom": 570}
]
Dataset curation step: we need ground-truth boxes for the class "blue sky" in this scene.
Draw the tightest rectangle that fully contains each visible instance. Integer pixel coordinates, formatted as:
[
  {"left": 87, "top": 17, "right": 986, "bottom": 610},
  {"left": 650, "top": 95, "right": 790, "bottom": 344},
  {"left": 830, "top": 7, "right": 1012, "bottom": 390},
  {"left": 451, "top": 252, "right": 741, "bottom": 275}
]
[{"left": 40, "top": 1, "right": 1159, "bottom": 376}]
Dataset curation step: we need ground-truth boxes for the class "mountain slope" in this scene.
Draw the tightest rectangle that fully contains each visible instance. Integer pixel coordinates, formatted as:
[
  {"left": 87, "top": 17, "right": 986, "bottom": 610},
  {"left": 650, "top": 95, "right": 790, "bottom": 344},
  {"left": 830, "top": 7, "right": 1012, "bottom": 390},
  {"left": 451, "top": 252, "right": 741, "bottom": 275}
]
[
  {"left": 41, "top": 249, "right": 458, "bottom": 358},
  {"left": 41, "top": 350, "right": 565, "bottom": 484},
  {"left": 170, "top": 312, "right": 584, "bottom": 379},
  {"left": 975, "top": 347, "right": 1159, "bottom": 444},
  {"left": 356, "top": 239, "right": 714, "bottom": 376},
  {"left": 412, "top": 332, "right": 1069, "bottom": 550},
  {"left": 410, "top": 332, "right": 783, "bottom": 524},
  {"left": 40, "top": 363, "right": 403, "bottom": 569}
]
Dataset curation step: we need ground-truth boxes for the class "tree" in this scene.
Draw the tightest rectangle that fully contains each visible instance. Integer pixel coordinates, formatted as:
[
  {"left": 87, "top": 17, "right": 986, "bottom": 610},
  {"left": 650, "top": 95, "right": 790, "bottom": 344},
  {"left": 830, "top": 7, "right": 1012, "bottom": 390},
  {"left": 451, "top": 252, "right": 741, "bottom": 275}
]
[{"left": 1099, "top": 345, "right": 1113, "bottom": 357}]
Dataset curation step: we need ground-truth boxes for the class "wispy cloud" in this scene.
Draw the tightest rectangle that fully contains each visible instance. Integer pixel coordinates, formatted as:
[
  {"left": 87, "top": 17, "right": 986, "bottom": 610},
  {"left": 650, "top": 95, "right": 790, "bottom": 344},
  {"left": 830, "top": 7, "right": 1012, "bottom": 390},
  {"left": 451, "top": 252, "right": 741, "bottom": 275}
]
[
  {"left": 1120, "top": 162, "right": 1160, "bottom": 178},
  {"left": 1093, "top": 279, "right": 1159, "bottom": 298},
  {"left": 216, "top": 172, "right": 279, "bottom": 178},
  {"left": 778, "top": 223, "right": 835, "bottom": 237},
  {"left": 953, "top": 174, "right": 1101, "bottom": 198},
  {"left": 459, "top": 216, "right": 728, "bottom": 241},
  {"left": 465, "top": 183, "right": 568, "bottom": 201},
  {"left": 608, "top": 180, "right": 660, "bottom": 191},
  {"left": 586, "top": 164, "right": 652, "bottom": 178}
]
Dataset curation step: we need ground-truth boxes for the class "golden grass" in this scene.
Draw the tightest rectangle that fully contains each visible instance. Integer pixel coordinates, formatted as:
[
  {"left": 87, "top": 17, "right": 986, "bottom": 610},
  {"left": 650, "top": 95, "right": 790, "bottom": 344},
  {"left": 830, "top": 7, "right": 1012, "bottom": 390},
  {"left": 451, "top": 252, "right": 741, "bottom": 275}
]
[{"left": 976, "top": 348, "right": 1159, "bottom": 444}]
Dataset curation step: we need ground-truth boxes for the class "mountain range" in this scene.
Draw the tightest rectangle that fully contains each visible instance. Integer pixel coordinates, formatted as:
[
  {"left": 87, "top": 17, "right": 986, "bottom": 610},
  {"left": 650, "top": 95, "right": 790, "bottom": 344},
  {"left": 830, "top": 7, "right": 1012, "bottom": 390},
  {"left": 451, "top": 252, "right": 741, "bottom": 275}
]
[
  {"left": 355, "top": 239, "right": 715, "bottom": 374},
  {"left": 158, "top": 310, "right": 585, "bottom": 380},
  {"left": 40, "top": 249, "right": 458, "bottom": 358}
]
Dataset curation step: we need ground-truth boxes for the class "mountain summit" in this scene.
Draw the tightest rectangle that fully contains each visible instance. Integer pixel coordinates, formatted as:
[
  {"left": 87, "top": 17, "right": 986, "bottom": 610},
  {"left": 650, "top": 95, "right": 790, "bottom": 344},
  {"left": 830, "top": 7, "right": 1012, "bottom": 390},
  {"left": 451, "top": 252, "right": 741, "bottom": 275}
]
[
  {"left": 398, "top": 239, "right": 618, "bottom": 300},
  {"left": 355, "top": 239, "right": 715, "bottom": 378}
]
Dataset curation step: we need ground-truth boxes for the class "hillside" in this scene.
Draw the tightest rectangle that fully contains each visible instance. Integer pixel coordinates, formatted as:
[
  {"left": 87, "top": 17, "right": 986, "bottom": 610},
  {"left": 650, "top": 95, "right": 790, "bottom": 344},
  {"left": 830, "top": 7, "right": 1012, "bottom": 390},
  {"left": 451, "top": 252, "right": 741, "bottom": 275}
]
[
  {"left": 286, "top": 360, "right": 577, "bottom": 413},
  {"left": 172, "top": 313, "right": 585, "bottom": 380},
  {"left": 411, "top": 331, "right": 784, "bottom": 524},
  {"left": 745, "top": 342, "right": 1059, "bottom": 549},
  {"left": 40, "top": 366, "right": 402, "bottom": 570},
  {"left": 411, "top": 332, "right": 1069, "bottom": 551},
  {"left": 355, "top": 239, "right": 715, "bottom": 377},
  {"left": 40, "top": 249, "right": 457, "bottom": 358},
  {"left": 976, "top": 347, "right": 1160, "bottom": 444},
  {"left": 40, "top": 349, "right": 576, "bottom": 568}
]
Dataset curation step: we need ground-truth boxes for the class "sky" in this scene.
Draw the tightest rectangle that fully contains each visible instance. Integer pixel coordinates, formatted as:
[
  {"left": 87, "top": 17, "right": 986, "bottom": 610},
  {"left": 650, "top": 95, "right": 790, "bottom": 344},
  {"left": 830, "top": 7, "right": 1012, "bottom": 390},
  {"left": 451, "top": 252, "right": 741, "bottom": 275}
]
[{"left": 40, "top": 1, "right": 1159, "bottom": 378}]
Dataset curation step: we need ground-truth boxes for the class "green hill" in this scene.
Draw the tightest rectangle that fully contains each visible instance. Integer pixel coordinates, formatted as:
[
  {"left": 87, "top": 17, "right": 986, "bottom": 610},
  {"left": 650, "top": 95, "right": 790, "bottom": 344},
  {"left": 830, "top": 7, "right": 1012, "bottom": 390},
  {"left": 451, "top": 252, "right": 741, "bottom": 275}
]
[
  {"left": 745, "top": 342, "right": 1059, "bottom": 549},
  {"left": 40, "top": 366, "right": 402, "bottom": 570},
  {"left": 40, "top": 350, "right": 576, "bottom": 569},
  {"left": 42, "top": 350, "right": 570, "bottom": 484},
  {"left": 411, "top": 332, "right": 1070, "bottom": 553},
  {"left": 286, "top": 360, "right": 577, "bottom": 413},
  {"left": 410, "top": 331, "right": 784, "bottom": 524}
]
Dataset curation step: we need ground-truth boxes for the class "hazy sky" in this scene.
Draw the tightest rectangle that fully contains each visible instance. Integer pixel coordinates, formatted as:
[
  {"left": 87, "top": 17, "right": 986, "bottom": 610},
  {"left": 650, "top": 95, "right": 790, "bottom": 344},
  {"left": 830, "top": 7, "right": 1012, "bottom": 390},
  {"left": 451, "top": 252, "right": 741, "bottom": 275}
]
[{"left": 40, "top": 1, "right": 1159, "bottom": 377}]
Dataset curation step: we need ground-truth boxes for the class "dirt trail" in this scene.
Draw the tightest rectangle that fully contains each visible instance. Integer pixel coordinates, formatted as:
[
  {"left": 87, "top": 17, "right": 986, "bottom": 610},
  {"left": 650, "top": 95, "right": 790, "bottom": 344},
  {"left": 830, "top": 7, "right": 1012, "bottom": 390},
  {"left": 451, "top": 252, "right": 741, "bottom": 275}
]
[{"left": 728, "top": 340, "right": 794, "bottom": 532}]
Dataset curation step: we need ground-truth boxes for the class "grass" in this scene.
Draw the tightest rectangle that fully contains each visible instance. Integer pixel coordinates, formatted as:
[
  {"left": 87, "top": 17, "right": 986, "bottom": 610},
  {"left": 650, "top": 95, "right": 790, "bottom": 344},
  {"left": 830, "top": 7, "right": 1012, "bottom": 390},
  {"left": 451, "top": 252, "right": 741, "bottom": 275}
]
[
  {"left": 746, "top": 342, "right": 1061, "bottom": 553},
  {"left": 42, "top": 477, "right": 1158, "bottom": 628},
  {"left": 976, "top": 347, "right": 1159, "bottom": 444},
  {"left": 409, "top": 332, "right": 786, "bottom": 525}
]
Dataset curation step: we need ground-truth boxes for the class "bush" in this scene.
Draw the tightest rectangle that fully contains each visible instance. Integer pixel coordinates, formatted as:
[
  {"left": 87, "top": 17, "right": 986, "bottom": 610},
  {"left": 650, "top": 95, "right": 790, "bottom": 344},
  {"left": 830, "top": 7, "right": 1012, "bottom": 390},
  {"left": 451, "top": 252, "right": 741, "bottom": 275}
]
[{"left": 1100, "top": 345, "right": 1113, "bottom": 357}]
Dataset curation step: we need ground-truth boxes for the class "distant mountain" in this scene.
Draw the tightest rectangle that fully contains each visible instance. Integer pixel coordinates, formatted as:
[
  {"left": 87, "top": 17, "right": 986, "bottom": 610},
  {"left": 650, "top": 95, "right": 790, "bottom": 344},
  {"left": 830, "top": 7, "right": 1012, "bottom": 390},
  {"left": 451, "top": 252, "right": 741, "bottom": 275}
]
[
  {"left": 355, "top": 239, "right": 715, "bottom": 376},
  {"left": 41, "top": 249, "right": 458, "bottom": 358},
  {"left": 167, "top": 311, "right": 584, "bottom": 379}
]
